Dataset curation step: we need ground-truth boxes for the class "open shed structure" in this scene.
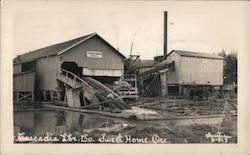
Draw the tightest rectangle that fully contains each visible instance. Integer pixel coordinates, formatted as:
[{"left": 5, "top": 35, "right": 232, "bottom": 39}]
[
  {"left": 166, "top": 50, "right": 224, "bottom": 98},
  {"left": 13, "top": 33, "right": 126, "bottom": 103}
]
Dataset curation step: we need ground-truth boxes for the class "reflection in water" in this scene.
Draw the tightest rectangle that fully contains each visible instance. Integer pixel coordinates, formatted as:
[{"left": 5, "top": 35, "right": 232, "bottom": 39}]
[
  {"left": 14, "top": 110, "right": 226, "bottom": 142},
  {"left": 14, "top": 110, "right": 128, "bottom": 136}
]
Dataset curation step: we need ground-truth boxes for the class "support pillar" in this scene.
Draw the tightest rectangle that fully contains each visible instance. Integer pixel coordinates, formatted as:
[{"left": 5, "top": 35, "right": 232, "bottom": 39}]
[
  {"left": 31, "top": 91, "right": 34, "bottom": 102},
  {"left": 66, "top": 87, "right": 82, "bottom": 108},
  {"left": 160, "top": 73, "right": 168, "bottom": 97},
  {"left": 179, "top": 85, "right": 182, "bottom": 96},
  {"left": 57, "top": 81, "right": 62, "bottom": 101},
  {"left": 84, "top": 87, "right": 99, "bottom": 104},
  {"left": 42, "top": 91, "right": 47, "bottom": 101},
  {"left": 17, "top": 92, "right": 19, "bottom": 102}
]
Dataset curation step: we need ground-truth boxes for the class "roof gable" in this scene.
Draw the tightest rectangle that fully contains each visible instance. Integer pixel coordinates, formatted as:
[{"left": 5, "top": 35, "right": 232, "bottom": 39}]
[
  {"left": 168, "top": 50, "right": 223, "bottom": 60},
  {"left": 14, "top": 33, "right": 125, "bottom": 63}
]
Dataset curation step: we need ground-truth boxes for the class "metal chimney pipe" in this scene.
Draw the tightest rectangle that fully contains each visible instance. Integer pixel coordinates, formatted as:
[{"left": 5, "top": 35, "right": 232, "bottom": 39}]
[{"left": 164, "top": 11, "right": 168, "bottom": 57}]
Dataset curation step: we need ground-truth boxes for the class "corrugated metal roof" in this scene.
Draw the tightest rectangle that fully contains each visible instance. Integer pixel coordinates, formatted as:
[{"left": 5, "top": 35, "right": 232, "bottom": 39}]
[
  {"left": 14, "top": 33, "right": 125, "bottom": 63},
  {"left": 169, "top": 50, "right": 223, "bottom": 60}
]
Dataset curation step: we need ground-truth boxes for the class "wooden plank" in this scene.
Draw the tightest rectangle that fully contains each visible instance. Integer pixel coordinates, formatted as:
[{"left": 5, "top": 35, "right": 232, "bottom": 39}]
[
  {"left": 43, "top": 104, "right": 135, "bottom": 119},
  {"left": 66, "top": 89, "right": 74, "bottom": 107},
  {"left": 42, "top": 103, "right": 235, "bottom": 121},
  {"left": 83, "top": 76, "right": 121, "bottom": 99}
]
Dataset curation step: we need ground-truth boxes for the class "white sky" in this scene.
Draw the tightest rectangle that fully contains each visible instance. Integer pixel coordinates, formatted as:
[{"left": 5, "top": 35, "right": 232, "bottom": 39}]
[{"left": 2, "top": 1, "right": 249, "bottom": 59}]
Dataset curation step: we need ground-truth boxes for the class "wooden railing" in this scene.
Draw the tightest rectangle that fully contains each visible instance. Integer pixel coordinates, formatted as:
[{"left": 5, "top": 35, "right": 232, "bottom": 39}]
[
  {"left": 57, "top": 68, "right": 92, "bottom": 88},
  {"left": 116, "top": 87, "right": 139, "bottom": 98}
]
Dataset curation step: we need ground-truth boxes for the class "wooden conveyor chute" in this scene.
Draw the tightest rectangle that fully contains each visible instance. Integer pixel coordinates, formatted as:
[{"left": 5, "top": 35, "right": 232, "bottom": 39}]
[{"left": 56, "top": 68, "right": 131, "bottom": 111}]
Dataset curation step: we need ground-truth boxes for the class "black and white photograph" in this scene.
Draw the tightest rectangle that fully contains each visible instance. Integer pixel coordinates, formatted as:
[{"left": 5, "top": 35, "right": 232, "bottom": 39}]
[{"left": 1, "top": 0, "right": 250, "bottom": 154}]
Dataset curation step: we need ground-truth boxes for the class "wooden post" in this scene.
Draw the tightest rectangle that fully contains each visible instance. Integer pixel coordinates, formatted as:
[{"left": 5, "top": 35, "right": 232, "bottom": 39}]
[
  {"left": 157, "top": 76, "right": 161, "bottom": 96},
  {"left": 17, "top": 92, "right": 19, "bottom": 102},
  {"left": 74, "top": 77, "right": 76, "bottom": 88},
  {"left": 66, "top": 72, "right": 68, "bottom": 83},
  {"left": 64, "top": 87, "right": 68, "bottom": 102},
  {"left": 32, "top": 91, "right": 34, "bottom": 102},
  {"left": 49, "top": 91, "right": 53, "bottom": 101},
  {"left": 140, "top": 80, "right": 144, "bottom": 95},
  {"left": 193, "top": 82, "right": 196, "bottom": 105},
  {"left": 42, "top": 91, "right": 47, "bottom": 101},
  {"left": 224, "top": 95, "right": 231, "bottom": 121},
  {"left": 160, "top": 73, "right": 167, "bottom": 97},
  {"left": 66, "top": 87, "right": 82, "bottom": 108},
  {"left": 179, "top": 85, "right": 182, "bottom": 96},
  {"left": 57, "top": 81, "right": 62, "bottom": 101},
  {"left": 66, "top": 88, "right": 73, "bottom": 107}
]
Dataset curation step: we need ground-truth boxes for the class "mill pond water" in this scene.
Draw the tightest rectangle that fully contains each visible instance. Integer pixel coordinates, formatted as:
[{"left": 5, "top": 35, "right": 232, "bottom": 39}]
[
  {"left": 13, "top": 107, "right": 237, "bottom": 143},
  {"left": 14, "top": 110, "right": 130, "bottom": 137}
]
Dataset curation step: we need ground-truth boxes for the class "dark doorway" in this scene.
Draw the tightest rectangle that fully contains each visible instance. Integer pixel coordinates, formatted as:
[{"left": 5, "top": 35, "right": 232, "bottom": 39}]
[
  {"left": 88, "top": 76, "right": 120, "bottom": 85},
  {"left": 61, "top": 62, "right": 82, "bottom": 77},
  {"left": 189, "top": 89, "right": 195, "bottom": 100},
  {"left": 168, "top": 86, "right": 180, "bottom": 96},
  {"left": 22, "top": 61, "right": 36, "bottom": 72}
]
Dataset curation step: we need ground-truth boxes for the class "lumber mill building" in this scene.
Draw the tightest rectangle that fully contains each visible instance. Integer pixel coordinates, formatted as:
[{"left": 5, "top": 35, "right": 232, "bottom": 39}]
[
  {"left": 166, "top": 50, "right": 224, "bottom": 98},
  {"left": 136, "top": 50, "right": 224, "bottom": 98},
  {"left": 13, "top": 33, "right": 224, "bottom": 104},
  {"left": 13, "top": 33, "right": 126, "bottom": 103}
]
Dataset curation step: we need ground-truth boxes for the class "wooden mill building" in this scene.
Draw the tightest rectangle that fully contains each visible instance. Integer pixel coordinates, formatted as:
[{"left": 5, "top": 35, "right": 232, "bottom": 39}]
[
  {"left": 13, "top": 33, "right": 125, "bottom": 102},
  {"left": 135, "top": 50, "right": 224, "bottom": 98},
  {"left": 166, "top": 50, "right": 224, "bottom": 98}
]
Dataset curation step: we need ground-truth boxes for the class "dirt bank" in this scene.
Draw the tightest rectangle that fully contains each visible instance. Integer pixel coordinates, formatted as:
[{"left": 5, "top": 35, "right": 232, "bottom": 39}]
[{"left": 85, "top": 117, "right": 237, "bottom": 143}]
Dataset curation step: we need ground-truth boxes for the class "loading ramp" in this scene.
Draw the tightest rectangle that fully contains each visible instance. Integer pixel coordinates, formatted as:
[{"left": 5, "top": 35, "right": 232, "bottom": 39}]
[{"left": 56, "top": 68, "right": 131, "bottom": 111}]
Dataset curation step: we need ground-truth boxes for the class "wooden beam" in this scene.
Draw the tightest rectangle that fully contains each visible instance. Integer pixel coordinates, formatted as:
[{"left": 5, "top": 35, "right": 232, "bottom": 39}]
[{"left": 17, "top": 92, "right": 32, "bottom": 101}]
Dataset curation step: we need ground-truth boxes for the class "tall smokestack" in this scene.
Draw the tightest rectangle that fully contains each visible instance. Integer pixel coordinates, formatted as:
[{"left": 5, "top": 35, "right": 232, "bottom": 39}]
[
  {"left": 164, "top": 11, "right": 168, "bottom": 57},
  {"left": 161, "top": 11, "right": 168, "bottom": 97}
]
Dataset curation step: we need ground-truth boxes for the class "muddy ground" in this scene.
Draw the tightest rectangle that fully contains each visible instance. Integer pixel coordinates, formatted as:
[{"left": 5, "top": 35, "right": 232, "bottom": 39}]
[{"left": 85, "top": 117, "right": 237, "bottom": 144}]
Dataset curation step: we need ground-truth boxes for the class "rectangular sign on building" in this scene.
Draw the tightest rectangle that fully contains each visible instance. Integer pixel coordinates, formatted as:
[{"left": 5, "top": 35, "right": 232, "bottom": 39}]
[{"left": 87, "top": 51, "right": 102, "bottom": 59}]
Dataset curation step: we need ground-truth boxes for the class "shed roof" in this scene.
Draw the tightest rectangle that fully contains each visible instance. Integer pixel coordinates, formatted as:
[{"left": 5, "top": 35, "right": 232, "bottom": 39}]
[
  {"left": 168, "top": 50, "right": 223, "bottom": 60},
  {"left": 137, "top": 60, "right": 155, "bottom": 68},
  {"left": 14, "top": 33, "right": 125, "bottom": 63}
]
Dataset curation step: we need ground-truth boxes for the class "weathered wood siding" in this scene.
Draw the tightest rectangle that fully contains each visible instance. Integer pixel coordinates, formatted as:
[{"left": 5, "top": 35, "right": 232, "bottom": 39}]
[
  {"left": 167, "top": 52, "right": 181, "bottom": 84},
  {"left": 13, "top": 58, "right": 60, "bottom": 91},
  {"left": 13, "top": 72, "right": 35, "bottom": 92},
  {"left": 167, "top": 52, "right": 223, "bottom": 86},
  {"left": 31, "top": 35, "right": 125, "bottom": 90},
  {"left": 179, "top": 56, "right": 223, "bottom": 85},
  {"left": 35, "top": 56, "right": 60, "bottom": 91},
  {"left": 14, "top": 35, "right": 125, "bottom": 92},
  {"left": 61, "top": 35, "right": 124, "bottom": 76},
  {"left": 13, "top": 64, "right": 22, "bottom": 74}
]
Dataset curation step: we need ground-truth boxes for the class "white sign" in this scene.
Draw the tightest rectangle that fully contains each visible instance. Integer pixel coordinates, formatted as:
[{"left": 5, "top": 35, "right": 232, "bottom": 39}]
[{"left": 87, "top": 51, "right": 102, "bottom": 59}]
